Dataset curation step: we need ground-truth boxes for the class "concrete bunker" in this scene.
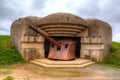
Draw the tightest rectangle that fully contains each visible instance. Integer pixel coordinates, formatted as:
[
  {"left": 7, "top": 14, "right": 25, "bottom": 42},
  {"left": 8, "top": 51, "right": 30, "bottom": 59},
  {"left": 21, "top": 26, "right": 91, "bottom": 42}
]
[{"left": 11, "top": 13, "right": 112, "bottom": 62}]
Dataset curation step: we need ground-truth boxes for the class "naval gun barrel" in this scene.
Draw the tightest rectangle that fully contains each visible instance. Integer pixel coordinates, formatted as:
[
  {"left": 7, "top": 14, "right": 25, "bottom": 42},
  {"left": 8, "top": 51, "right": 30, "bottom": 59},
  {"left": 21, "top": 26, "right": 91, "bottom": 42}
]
[{"left": 29, "top": 24, "right": 61, "bottom": 48}]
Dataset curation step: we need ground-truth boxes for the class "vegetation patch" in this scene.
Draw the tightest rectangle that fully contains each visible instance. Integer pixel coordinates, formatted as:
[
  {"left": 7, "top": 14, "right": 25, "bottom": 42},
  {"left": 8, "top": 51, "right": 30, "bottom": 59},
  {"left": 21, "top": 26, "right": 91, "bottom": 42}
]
[
  {"left": 98, "top": 42, "right": 120, "bottom": 68},
  {"left": 0, "top": 69, "right": 11, "bottom": 75},
  {"left": 0, "top": 35, "right": 25, "bottom": 66},
  {"left": 2, "top": 76, "right": 14, "bottom": 80}
]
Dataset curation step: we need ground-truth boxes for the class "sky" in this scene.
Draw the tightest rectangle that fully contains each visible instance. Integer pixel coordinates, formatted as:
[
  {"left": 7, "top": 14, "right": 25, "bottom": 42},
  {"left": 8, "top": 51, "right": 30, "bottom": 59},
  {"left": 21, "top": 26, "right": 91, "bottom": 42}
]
[{"left": 0, "top": 0, "right": 120, "bottom": 42}]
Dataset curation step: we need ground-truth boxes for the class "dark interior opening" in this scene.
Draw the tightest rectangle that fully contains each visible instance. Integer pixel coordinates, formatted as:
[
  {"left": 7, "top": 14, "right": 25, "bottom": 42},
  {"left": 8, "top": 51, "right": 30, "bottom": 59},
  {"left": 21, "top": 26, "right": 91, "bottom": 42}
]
[
  {"left": 57, "top": 47, "right": 61, "bottom": 51},
  {"left": 44, "top": 36, "right": 81, "bottom": 58},
  {"left": 51, "top": 44, "right": 54, "bottom": 47},
  {"left": 65, "top": 44, "right": 68, "bottom": 48}
]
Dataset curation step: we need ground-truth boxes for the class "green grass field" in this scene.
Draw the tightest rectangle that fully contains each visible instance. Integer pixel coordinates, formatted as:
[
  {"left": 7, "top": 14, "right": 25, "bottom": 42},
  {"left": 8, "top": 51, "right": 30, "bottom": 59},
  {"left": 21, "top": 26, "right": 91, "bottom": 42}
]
[
  {"left": 0, "top": 35, "right": 25, "bottom": 66},
  {"left": 0, "top": 35, "right": 120, "bottom": 68},
  {"left": 98, "top": 42, "right": 120, "bottom": 68}
]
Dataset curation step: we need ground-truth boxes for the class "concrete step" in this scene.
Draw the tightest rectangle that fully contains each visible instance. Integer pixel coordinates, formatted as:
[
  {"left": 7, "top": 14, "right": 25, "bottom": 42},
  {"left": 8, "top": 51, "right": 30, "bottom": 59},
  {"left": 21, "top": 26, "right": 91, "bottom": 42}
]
[
  {"left": 34, "top": 59, "right": 92, "bottom": 65},
  {"left": 30, "top": 59, "right": 95, "bottom": 68}
]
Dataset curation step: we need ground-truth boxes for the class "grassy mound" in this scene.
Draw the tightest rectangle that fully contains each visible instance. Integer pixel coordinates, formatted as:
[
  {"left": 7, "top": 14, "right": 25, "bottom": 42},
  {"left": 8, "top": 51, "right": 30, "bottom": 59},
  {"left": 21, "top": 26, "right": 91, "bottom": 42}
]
[
  {"left": 98, "top": 42, "right": 120, "bottom": 68},
  {"left": 0, "top": 35, "right": 25, "bottom": 66}
]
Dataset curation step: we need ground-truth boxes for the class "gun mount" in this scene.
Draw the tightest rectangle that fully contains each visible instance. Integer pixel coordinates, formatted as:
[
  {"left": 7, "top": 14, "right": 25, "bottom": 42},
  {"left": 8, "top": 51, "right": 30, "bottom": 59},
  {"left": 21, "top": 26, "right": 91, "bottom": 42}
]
[{"left": 29, "top": 24, "right": 76, "bottom": 60}]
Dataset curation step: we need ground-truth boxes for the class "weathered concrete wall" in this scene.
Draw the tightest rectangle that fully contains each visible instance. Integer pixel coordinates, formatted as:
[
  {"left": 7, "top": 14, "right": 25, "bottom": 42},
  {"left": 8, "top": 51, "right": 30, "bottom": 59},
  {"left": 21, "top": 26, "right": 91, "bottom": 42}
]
[
  {"left": 38, "top": 13, "right": 89, "bottom": 37},
  {"left": 21, "top": 42, "right": 44, "bottom": 61},
  {"left": 80, "top": 36, "right": 104, "bottom": 61},
  {"left": 11, "top": 13, "right": 112, "bottom": 62},
  {"left": 11, "top": 16, "right": 45, "bottom": 61},
  {"left": 40, "top": 24, "right": 88, "bottom": 37},
  {"left": 81, "top": 18, "right": 112, "bottom": 61},
  {"left": 39, "top": 13, "right": 87, "bottom": 25},
  {"left": 11, "top": 19, "right": 28, "bottom": 53}
]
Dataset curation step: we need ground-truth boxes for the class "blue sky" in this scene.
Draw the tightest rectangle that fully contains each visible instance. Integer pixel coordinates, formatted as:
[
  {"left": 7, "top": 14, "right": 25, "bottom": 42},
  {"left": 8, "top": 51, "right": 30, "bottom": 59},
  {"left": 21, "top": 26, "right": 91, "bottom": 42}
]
[{"left": 0, "top": 0, "right": 120, "bottom": 42}]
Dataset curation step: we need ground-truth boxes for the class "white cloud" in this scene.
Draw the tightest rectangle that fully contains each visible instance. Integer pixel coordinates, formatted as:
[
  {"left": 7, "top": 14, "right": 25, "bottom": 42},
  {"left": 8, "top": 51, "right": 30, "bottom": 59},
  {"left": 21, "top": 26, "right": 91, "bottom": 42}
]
[
  {"left": 44, "top": 0, "right": 73, "bottom": 15},
  {"left": 0, "top": 19, "right": 12, "bottom": 35},
  {"left": 0, "top": 0, "right": 120, "bottom": 42},
  {"left": 113, "top": 33, "right": 120, "bottom": 42},
  {"left": 43, "top": 0, "right": 90, "bottom": 15}
]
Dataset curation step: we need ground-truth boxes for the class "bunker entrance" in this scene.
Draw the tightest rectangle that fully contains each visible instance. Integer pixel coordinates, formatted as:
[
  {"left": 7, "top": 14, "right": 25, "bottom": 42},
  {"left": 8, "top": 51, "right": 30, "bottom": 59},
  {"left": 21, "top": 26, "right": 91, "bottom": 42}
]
[{"left": 44, "top": 36, "right": 80, "bottom": 59}]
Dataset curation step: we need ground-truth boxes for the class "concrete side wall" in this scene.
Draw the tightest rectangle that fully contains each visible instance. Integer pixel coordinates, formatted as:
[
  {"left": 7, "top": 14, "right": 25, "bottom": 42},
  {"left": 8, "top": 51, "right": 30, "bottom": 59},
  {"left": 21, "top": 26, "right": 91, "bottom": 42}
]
[
  {"left": 21, "top": 42, "right": 44, "bottom": 61},
  {"left": 80, "top": 36, "right": 104, "bottom": 61},
  {"left": 11, "top": 19, "right": 28, "bottom": 53},
  {"left": 21, "top": 35, "right": 45, "bottom": 61},
  {"left": 83, "top": 19, "right": 112, "bottom": 61},
  {"left": 102, "top": 22, "right": 112, "bottom": 58},
  {"left": 11, "top": 16, "right": 45, "bottom": 61}
]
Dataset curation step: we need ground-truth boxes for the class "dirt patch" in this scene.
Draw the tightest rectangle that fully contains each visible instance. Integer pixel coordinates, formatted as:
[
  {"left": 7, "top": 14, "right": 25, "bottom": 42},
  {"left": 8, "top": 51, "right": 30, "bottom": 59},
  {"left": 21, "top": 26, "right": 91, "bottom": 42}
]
[{"left": 0, "top": 63, "right": 120, "bottom": 80}]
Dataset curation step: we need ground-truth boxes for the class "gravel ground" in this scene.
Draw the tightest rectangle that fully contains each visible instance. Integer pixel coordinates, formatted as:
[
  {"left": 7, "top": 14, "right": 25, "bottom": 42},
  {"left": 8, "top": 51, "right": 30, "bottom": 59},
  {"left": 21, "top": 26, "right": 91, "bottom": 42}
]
[{"left": 0, "top": 63, "right": 120, "bottom": 80}]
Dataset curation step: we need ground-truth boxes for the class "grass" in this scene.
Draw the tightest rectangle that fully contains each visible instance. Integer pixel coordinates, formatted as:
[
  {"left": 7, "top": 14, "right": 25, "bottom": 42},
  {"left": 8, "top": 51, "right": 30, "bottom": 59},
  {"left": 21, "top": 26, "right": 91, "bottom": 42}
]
[
  {"left": 98, "top": 42, "right": 120, "bottom": 68},
  {"left": 0, "top": 35, "right": 25, "bottom": 66},
  {"left": 2, "top": 76, "right": 31, "bottom": 80},
  {"left": 0, "top": 69, "right": 11, "bottom": 75},
  {"left": 2, "top": 76, "right": 14, "bottom": 80}
]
